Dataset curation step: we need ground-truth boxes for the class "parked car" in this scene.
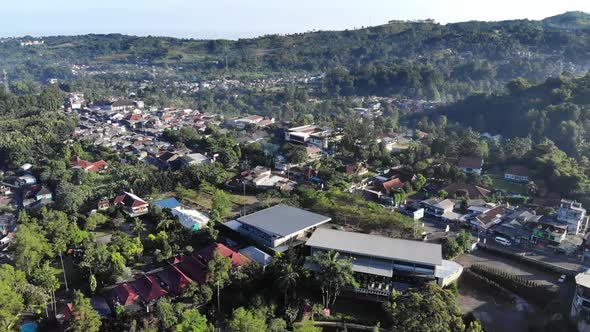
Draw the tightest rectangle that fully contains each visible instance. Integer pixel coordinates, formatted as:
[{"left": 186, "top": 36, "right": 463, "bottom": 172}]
[
  {"left": 558, "top": 275, "right": 566, "bottom": 283},
  {"left": 494, "top": 236, "right": 511, "bottom": 246}
]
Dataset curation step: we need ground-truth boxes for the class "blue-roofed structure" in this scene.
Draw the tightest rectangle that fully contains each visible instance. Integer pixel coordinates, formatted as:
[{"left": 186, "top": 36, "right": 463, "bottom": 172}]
[{"left": 153, "top": 197, "right": 181, "bottom": 210}]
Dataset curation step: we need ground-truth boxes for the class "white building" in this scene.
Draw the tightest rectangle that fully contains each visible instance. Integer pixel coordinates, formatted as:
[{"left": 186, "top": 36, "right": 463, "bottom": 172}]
[
  {"left": 557, "top": 199, "right": 588, "bottom": 235},
  {"left": 572, "top": 270, "right": 590, "bottom": 331},
  {"left": 171, "top": 207, "right": 209, "bottom": 231}
]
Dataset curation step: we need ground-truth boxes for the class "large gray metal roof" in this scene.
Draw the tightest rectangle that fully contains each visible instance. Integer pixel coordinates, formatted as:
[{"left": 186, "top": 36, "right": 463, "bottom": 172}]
[
  {"left": 306, "top": 228, "right": 442, "bottom": 266},
  {"left": 237, "top": 204, "right": 331, "bottom": 237}
]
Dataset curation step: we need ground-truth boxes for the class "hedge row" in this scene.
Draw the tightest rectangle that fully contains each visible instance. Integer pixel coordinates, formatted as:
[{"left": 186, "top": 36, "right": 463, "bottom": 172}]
[
  {"left": 461, "top": 269, "right": 516, "bottom": 303},
  {"left": 471, "top": 264, "right": 559, "bottom": 307}
]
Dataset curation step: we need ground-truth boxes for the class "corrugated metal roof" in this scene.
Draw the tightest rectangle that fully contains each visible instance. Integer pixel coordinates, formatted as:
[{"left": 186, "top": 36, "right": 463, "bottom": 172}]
[
  {"left": 306, "top": 228, "right": 442, "bottom": 266},
  {"left": 237, "top": 204, "right": 331, "bottom": 237}
]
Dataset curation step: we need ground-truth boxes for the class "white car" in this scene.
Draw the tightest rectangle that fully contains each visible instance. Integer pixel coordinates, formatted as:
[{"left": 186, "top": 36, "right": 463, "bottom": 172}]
[
  {"left": 558, "top": 275, "right": 566, "bottom": 283},
  {"left": 494, "top": 236, "right": 511, "bottom": 246}
]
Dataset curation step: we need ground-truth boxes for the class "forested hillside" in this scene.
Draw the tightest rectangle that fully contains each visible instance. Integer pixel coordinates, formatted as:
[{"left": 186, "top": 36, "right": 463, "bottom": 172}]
[
  {"left": 440, "top": 73, "right": 590, "bottom": 158},
  {"left": 1, "top": 12, "right": 590, "bottom": 101}
]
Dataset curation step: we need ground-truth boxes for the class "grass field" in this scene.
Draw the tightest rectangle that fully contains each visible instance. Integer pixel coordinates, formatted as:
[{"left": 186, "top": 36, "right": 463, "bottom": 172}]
[{"left": 487, "top": 171, "right": 527, "bottom": 195}]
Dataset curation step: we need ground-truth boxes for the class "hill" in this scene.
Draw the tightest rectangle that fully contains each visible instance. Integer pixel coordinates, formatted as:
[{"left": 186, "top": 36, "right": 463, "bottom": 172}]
[
  {"left": 543, "top": 11, "right": 590, "bottom": 30},
  {"left": 1, "top": 12, "right": 590, "bottom": 100},
  {"left": 439, "top": 73, "right": 590, "bottom": 157}
]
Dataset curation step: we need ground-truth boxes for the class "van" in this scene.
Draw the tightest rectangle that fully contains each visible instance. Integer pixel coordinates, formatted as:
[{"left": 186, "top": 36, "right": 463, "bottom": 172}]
[{"left": 494, "top": 236, "right": 511, "bottom": 246}]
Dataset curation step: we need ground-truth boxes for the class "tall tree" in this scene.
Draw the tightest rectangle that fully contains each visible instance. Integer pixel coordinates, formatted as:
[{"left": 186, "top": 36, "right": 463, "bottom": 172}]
[
  {"left": 175, "top": 309, "right": 208, "bottom": 332},
  {"left": 71, "top": 290, "right": 102, "bottom": 332},
  {"left": 306, "top": 250, "right": 358, "bottom": 308},
  {"left": 276, "top": 263, "right": 299, "bottom": 305},
  {"left": 384, "top": 283, "right": 466, "bottom": 332},
  {"left": 13, "top": 223, "right": 52, "bottom": 276},
  {"left": 227, "top": 307, "right": 268, "bottom": 332},
  {"left": 207, "top": 251, "right": 232, "bottom": 312}
]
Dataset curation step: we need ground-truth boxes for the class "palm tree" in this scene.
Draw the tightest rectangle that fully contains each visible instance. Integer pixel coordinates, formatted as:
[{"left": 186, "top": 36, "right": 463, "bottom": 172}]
[
  {"left": 131, "top": 218, "right": 146, "bottom": 237},
  {"left": 277, "top": 263, "right": 299, "bottom": 305},
  {"left": 306, "top": 250, "right": 358, "bottom": 308},
  {"left": 157, "top": 217, "right": 174, "bottom": 231}
]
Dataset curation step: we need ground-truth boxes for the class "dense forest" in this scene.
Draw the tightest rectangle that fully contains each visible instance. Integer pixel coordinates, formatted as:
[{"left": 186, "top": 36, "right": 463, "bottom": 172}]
[
  {"left": 440, "top": 73, "right": 590, "bottom": 158},
  {"left": 1, "top": 12, "right": 590, "bottom": 100}
]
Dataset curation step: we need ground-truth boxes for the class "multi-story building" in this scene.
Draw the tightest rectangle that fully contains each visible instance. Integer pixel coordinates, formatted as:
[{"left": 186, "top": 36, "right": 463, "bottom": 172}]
[
  {"left": 572, "top": 270, "right": 590, "bottom": 331},
  {"left": 557, "top": 199, "right": 588, "bottom": 235}
]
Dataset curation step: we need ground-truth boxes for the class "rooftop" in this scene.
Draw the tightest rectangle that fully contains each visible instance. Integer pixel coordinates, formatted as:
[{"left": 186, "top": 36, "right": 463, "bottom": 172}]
[
  {"left": 237, "top": 204, "right": 331, "bottom": 237},
  {"left": 306, "top": 228, "right": 442, "bottom": 266}
]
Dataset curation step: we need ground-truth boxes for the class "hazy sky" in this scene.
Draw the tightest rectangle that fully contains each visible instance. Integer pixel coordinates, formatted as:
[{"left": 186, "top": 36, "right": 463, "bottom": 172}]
[{"left": 1, "top": 0, "right": 589, "bottom": 39}]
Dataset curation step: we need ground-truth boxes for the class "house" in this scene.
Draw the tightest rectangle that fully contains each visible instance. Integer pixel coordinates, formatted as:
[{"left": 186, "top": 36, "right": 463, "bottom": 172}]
[
  {"left": 228, "top": 204, "right": 331, "bottom": 250},
  {"left": 457, "top": 157, "right": 483, "bottom": 175},
  {"left": 180, "top": 153, "right": 211, "bottom": 168},
  {"left": 493, "top": 209, "right": 541, "bottom": 244},
  {"left": 177, "top": 255, "right": 207, "bottom": 284},
  {"left": 284, "top": 125, "right": 339, "bottom": 149},
  {"left": 153, "top": 197, "right": 182, "bottom": 210},
  {"left": 115, "top": 283, "right": 140, "bottom": 306},
  {"left": 195, "top": 243, "right": 250, "bottom": 268},
  {"left": 504, "top": 165, "right": 530, "bottom": 183},
  {"left": 469, "top": 206, "right": 507, "bottom": 232},
  {"left": 156, "top": 265, "right": 193, "bottom": 296},
  {"left": 571, "top": 270, "right": 590, "bottom": 330},
  {"left": 16, "top": 175, "right": 36, "bottom": 187},
  {"left": 529, "top": 219, "right": 568, "bottom": 245},
  {"left": 150, "top": 150, "right": 181, "bottom": 170},
  {"left": 71, "top": 157, "right": 108, "bottom": 173},
  {"left": 441, "top": 183, "right": 491, "bottom": 199},
  {"left": 22, "top": 185, "right": 53, "bottom": 208},
  {"left": 90, "top": 296, "right": 112, "bottom": 317},
  {"left": 305, "top": 229, "right": 462, "bottom": 293},
  {"left": 305, "top": 146, "right": 322, "bottom": 161},
  {"left": 420, "top": 198, "right": 460, "bottom": 221},
  {"left": 239, "top": 246, "right": 273, "bottom": 268},
  {"left": 171, "top": 207, "right": 210, "bottom": 231},
  {"left": 113, "top": 192, "right": 149, "bottom": 217},
  {"left": 240, "top": 166, "right": 297, "bottom": 191},
  {"left": 133, "top": 274, "right": 168, "bottom": 303},
  {"left": 0, "top": 214, "right": 15, "bottom": 236},
  {"left": 557, "top": 199, "right": 588, "bottom": 235},
  {"left": 97, "top": 198, "right": 110, "bottom": 211},
  {"left": 0, "top": 185, "right": 12, "bottom": 196}
]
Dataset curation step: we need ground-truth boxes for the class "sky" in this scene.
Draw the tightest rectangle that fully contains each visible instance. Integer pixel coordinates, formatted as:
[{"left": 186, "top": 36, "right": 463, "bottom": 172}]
[{"left": 1, "top": 0, "right": 589, "bottom": 39}]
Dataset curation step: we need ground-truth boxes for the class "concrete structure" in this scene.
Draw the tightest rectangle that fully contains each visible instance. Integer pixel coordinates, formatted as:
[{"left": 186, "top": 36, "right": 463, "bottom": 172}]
[
  {"left": 180, "top": 153, "right": 211, "bottom": 167},
  {"left": 557, "top": 199, "right": 588, "bottom": 235},
  {"left": 239, "top": 246, "right": 273, "bottom": 268},
  {"left": 504, "top": 165, "right": 530, "bottom": 183},
  {"left": 572, "top": 270, "right": 590, "bottom": 331},
  {"left": 233, "top": 204, "right": 331, "bottom": 250}
]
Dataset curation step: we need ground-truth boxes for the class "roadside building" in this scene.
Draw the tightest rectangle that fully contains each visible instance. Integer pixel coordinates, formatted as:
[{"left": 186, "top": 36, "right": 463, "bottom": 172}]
[{"left": 305, "top": 229, "right": 462, "bottom": 296}]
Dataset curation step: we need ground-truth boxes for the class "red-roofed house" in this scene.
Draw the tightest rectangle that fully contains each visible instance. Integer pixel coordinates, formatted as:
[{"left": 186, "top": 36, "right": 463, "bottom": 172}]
[
  {"left": 458, "top": 157, "right": 483, "bottom": 175},
  {"left": 195, "top": 243, "right": 250, "bottom": 268},
  {"left": 58, "top": 303, "right": 74, "bottom": 321},
  {"left": 113, "top": 192, "right": 149, "bottom": 217},
  {"left": 381, "top": 178, "right": 405, "bottom": 194},
  {"left": 71, "top": 157, "right": 108, "bottom": 173},
  {"left": 156, "top": 265, "right": 193, "bottom": 295},
  {"left": 115, "top": 283, "right": 140, "bottom": 306},
  {"left": 504, "top": 165, "right": 530, "bottom": 183},
  {"left": 178, "top": 255, "right": 208, "bottom": 284},
  {"left": 133, "top": 275, "right": 168, "bottom": 303}
]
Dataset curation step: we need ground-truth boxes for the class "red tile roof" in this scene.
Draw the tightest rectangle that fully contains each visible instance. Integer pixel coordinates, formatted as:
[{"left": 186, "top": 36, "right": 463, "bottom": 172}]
[
  {"left": 178, "top": 255, "right": 208, "bottom": 284},
  {"left": 133, "top": 275, "right": 168, "bottom": 302},
  {"left": 156, "top": 265, "right": 193, "bottom": 295},
  {"left": 458, "top": 157, "right": 483, "bottom": 169},
  {"left": 195, "top": 243, "right": 250, "bottom": 267},
  {"left": 71, "top": 158, "right": 108, "bottom": 172},
  {"left": 115, "top": 283, "right": 140, "bottom": 306},
  {"left": 382, "top": 178, "right": 404, "bottom": 194},
  {"left": 113, "top": 192, "right": 148, "bottom": 208}
]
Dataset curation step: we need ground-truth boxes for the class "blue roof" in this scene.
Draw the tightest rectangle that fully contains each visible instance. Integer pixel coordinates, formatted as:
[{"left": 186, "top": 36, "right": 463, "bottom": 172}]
[{"left": 153, "top": 197, "right": 181, "bottom": 209}]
